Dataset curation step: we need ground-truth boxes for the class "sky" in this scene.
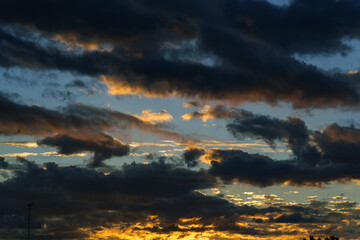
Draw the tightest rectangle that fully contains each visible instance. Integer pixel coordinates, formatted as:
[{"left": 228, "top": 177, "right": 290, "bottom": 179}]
[{"left": 1, "top": 0, "right": 360, "bottom": 239}]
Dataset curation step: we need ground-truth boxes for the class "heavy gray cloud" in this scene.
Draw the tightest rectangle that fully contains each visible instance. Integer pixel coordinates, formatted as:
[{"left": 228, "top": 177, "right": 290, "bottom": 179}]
[
  {"left": 0, "top": 1, "right": 359, "bottom": 107},
  {"left": 182, "top": 145, "right": 206, "bottom": 167},
  {"left": 38, "top": 134, "right": 130, "bottom": 167},
  {"left": 0, "top": 159, "right": 287, "bottom": 239},
  {"left": 207, "top": 149, "right": 360, "bottom": 187},
  {"left": 228, "top": 114, "right": 309, "bottom": 157}
]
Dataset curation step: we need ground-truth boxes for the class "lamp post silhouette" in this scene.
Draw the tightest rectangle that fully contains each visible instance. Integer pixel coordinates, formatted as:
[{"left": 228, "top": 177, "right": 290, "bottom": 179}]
[{"left": 27, "top": 202, "right": 34, "bottom": 240}]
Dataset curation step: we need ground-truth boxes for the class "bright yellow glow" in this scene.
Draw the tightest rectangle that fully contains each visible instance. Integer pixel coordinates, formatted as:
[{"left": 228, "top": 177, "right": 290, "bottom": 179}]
[
  {"left": 83, "top": 224, "right": 329, "bottom": 240},
  {"left": 0, "top": 151, "right": 87, "bottom": 158},
  {"left": 0, "top": 152, "right": 39, "bottom": 158},
  {"left": 179, "top": 217, "right": 202, "bottom": 223},
  {"left": 0, "top": 141, "right": 39, "bottom": 148}
]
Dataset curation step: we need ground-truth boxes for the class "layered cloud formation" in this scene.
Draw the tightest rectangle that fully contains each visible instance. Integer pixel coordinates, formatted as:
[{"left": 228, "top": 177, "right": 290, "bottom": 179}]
[
  {"left": 0, "top": 0, "right": 359, "bottom": 107},
  {"left": 1, "top": 0, "right": 360, "bottom": 239}
]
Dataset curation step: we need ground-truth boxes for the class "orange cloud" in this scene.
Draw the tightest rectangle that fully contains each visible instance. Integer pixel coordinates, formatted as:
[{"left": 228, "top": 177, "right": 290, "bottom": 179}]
[
  {"left": 83, "top": 224, "right": 321, "bottom": 240},
  {"left": 348, "top": 70, "right": 359, "bottom": 75},
  {"left": 135, "top": 109, "right": 173, "bottom": 124},
  {"left": 102, "top": 75, "right": 178, "bottom": 97},
  {"left": 182, "top": 105, "right": 214, "bottom": 122},
  {"left": 199, "top": 148, "right": 223, "bottom": 164}
]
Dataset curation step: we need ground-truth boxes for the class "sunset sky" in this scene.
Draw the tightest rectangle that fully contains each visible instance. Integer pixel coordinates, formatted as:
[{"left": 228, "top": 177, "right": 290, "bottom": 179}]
[{"left": 1, "top": 0, "right": 360, "bottom": 239}]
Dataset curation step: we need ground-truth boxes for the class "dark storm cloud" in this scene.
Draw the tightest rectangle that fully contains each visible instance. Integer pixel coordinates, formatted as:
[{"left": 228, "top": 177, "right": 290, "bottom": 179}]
[
  {"left": 182, "top": 146, "right": 205, "bottom": 167},
  {"left": 196, "top": 24, "right": 360, "bottom": 108},
  {"left": 229, "top": 0, "right": 360, "bottom": 54},
  {"left": 1, "top": 0, "right": 360, "bottom": 55},
  {"left": 312, "top": 124, "right": 360, "bottom": 165},
  {"left": 0, "top": 0, "right": 196, "bottom": 48},
  {"left": 228, "top": 114, "right": 309, "bottom": 156},
  {"left": 102, "top": 25, "right": 360, "bottom": 108},
  {"left": 38, "top": 134, "right": 130, "bottom": 167},
  {"left": 0, "top": 1, "right": 359, "bottom": 107},
  {"left": 207, "top": 149, "right": 360, "bottom": 187},
  {"left": 0, "top": 160, "right": 213, "bottom": 237},
  {"left": 0, "top": 159, "right": 287, "bottom": 239}
]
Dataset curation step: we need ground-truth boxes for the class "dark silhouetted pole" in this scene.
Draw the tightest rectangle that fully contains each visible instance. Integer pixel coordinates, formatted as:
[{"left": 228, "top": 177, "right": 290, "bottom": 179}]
[{"left": 27, "top": 202, "right": 34, "bottom": 240}]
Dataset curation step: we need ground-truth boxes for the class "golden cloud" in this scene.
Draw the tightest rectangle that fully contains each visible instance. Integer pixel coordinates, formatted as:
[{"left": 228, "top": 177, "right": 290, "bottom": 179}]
[{"left": 135, "top": 109, "right": 173, "bottom": 124}]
